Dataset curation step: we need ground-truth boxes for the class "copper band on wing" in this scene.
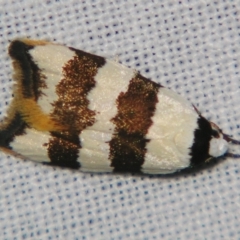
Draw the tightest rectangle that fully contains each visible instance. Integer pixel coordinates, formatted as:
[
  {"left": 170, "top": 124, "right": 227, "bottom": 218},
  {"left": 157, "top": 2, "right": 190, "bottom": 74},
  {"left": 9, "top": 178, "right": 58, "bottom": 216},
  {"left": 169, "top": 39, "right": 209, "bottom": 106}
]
[
  {"left": 109, "top": 74, "right": 161, "bottom": 173},
  {"left": 47, "top": 49, "right": 106, "bottom": 168}
]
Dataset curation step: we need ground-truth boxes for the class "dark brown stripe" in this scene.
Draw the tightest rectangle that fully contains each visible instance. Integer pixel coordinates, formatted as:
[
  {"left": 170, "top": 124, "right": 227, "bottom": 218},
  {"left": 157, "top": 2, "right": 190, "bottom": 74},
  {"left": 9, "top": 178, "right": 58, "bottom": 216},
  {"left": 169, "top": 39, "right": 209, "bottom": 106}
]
[
  {"left": 8, "top": 40, "right": 47, "bottom": 100},
  {"left": 109, "top": 74, "right": 161, "bottom": 173},
  {"left": 189, "top": 116, "right": 212, "bottom": 168},
  {"left": 46, "top": 49, "right": 106, "bottom": 169}
]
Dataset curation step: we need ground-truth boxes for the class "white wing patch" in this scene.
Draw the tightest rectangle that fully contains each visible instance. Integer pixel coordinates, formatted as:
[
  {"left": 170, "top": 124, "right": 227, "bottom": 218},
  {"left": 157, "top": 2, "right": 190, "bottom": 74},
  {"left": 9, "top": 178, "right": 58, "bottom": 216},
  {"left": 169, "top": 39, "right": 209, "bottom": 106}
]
[
  {"left": 10, "top": 128, "right": 51, "bottom": 163},
  {"left": 143, "top": 88, "right": 198, "bottom": 174},
  {"left": 78, "top": 59, "right": 136, "bottom": 171}
]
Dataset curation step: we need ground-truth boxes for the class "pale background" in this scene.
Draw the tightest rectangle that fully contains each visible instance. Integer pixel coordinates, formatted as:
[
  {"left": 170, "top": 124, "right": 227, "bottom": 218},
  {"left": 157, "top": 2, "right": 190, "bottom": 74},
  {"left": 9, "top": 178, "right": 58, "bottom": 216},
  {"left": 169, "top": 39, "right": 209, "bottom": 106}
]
[{"left": 0, "top": 0, "right": 240, "bottom": 239}]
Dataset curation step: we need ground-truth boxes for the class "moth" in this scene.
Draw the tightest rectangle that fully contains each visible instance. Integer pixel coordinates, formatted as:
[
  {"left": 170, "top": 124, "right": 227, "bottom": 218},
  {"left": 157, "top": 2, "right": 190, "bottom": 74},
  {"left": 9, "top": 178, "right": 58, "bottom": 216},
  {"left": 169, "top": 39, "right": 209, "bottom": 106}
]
[{"left": 0, "top": 39, "right": 238, "bottom": 174}]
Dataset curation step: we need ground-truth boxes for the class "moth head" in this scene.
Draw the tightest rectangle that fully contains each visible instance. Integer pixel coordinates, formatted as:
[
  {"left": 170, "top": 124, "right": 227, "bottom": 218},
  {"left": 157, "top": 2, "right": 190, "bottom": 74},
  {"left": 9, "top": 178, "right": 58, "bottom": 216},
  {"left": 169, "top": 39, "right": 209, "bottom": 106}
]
[{"left": 209, "top": 122, "right": 229, "bottom": 158}]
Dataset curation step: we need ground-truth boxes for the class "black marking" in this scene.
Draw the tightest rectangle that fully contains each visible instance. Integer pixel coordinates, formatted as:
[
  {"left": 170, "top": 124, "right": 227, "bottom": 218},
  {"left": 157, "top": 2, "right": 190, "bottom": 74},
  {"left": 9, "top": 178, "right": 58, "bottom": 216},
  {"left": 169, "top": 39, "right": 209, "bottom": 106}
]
[
  {"left": 189, "top": 116, "right": 212, "bottom": 167},
  {"left": 45, "top": 132, "right": 80, "bottom": 169},
  {"left": 0, "top": 112, "right": 27, "bottom": 148},
  {"left": 70, "top": 47, "right": 106, "bottom": 68},
  {"left": 110, "top": 130, "right": 149, "bottom": 173},
  {"left": 8, "top": 40, "right": 44, "bottom": 99}
]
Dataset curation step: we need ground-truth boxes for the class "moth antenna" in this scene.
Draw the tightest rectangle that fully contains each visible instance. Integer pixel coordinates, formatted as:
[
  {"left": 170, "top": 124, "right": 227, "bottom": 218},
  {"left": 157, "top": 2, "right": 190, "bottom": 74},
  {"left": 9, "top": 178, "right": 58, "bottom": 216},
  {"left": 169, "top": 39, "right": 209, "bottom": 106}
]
[
  {"left": 226, "top": 153, "right": 240, "bottom": 158},
  {"left": 223, "top": 133, "right": 240, "bottom": 145},
  {"left": 222, "top": 133, "right": 240, "bottom": 158},
  {"left": 192, "top": 104, "right": 201, "bottom": 115}
]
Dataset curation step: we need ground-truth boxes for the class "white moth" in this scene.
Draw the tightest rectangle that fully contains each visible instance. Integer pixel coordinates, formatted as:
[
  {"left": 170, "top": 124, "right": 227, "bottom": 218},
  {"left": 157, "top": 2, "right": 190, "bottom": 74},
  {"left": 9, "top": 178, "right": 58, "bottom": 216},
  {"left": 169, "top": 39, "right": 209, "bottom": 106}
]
[{"left": 0, "top": 39, "right": 238, "bottom": 174}]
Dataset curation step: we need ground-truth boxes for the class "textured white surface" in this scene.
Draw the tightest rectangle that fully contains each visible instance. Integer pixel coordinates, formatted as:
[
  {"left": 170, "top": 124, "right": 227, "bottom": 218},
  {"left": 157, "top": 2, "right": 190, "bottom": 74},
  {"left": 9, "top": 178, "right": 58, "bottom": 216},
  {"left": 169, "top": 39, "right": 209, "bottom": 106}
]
[
  {"left": 209, "top": 137, "right": 228, "bottom": 158},
  {"left": 0, "top": 0, "right": 240, "bottom": 239},
  {"left": 144, "top": 87, "right": 198, "bottom": 174},
  {"left": 10, "top": 128, "right": 51, "bottom": 163}
]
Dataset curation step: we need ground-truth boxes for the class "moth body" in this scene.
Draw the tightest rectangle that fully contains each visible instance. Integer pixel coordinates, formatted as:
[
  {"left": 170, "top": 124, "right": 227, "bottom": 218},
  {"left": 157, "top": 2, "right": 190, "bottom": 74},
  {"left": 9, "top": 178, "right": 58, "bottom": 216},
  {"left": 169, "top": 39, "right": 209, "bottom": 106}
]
[{"left": 0, "top": 39, "right": 234, "bottom": 174}]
